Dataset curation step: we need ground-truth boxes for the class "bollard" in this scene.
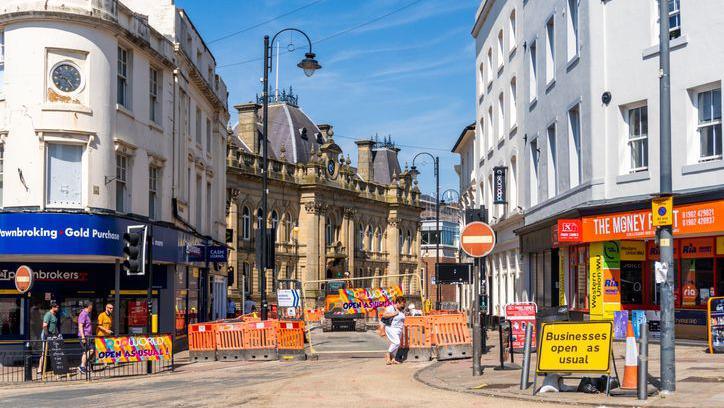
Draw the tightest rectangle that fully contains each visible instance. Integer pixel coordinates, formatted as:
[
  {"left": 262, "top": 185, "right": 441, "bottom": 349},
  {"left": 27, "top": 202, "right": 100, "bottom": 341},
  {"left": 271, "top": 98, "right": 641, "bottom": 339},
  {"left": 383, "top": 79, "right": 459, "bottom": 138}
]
[
  {"left": 23, "top": 341, "right": 32, "bottom": 382},
  {"left": 498, "top": 323, "right": 505, "bottom": 369},
  {"left": 520, "top": 323, "right": 533, "bottom": 390},
  {"left": 638, "top": 321, "right": 648, "bottom": 400}
]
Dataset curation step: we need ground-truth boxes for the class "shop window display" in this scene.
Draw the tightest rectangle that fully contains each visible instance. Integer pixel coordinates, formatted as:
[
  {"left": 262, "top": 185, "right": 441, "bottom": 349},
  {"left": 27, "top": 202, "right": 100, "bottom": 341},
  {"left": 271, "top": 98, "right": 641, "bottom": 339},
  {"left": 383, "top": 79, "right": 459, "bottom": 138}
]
[
  {"left": 681, "top": 258, "right": 714, "bottom": 307},
  {"left": 0, "top": 298, "right": 21, "bottom": 335},
  {"left": 620, "top": 261, "right": 644, "bottom": 305}
]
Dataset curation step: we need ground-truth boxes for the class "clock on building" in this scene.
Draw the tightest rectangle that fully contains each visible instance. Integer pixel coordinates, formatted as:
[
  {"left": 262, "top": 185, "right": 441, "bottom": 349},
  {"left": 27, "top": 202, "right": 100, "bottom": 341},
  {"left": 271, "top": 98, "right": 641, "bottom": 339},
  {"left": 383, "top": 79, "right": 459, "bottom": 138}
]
[
  {"left": 51, "top": 62, "right": 82, "bottom": 93},
  {"left": 327, "top": 158, "right": 337, "bottom": 177}
]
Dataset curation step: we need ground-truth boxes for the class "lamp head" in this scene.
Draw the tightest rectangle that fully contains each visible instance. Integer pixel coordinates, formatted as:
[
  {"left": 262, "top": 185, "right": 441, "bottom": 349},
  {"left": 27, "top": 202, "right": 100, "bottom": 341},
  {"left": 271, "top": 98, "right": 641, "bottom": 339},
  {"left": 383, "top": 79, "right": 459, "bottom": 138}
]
[{"left": 297, "top": 52, "right": 321, "bottom": 77}]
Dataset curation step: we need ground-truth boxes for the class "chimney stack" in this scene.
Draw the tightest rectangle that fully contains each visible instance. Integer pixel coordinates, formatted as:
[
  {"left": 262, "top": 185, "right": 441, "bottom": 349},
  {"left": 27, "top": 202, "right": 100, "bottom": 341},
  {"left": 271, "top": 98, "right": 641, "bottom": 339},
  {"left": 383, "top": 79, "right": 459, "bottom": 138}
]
[
  {"left": 355, "top": 139, "right": 375, "bottom": 182},
  {"left": 234, "top": 102, "right": 261, "bottom": 154}
]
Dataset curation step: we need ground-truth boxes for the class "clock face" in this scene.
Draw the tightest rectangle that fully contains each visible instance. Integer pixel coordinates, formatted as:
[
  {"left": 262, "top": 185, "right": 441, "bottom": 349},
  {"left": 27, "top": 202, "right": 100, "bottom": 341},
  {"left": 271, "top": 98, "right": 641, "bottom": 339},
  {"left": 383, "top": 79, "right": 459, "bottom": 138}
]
[
  {"left": 327, "top": 159, "right": 336, "bottom": 176},
  {"left": 51, "top": 63, "right": 82, "bottom": 93}
]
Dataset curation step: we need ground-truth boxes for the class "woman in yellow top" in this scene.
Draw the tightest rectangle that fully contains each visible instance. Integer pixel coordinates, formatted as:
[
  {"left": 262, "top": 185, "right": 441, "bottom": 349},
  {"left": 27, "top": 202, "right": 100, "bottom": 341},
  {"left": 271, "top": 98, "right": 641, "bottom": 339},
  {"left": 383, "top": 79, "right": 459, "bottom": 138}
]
[{"left": 97, "top": 303, "right": 114, "bottom": 337}]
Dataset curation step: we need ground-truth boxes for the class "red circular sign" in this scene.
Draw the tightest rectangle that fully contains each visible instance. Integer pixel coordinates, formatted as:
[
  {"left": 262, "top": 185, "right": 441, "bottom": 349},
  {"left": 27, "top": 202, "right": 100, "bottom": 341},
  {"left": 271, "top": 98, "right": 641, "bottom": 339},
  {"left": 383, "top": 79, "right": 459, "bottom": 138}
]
[
  {"left": 15, "top": 265, "right": 34, "bottom": 294},
  {"left": 460, "top": 222, "right": 496, "bottom": 258}
]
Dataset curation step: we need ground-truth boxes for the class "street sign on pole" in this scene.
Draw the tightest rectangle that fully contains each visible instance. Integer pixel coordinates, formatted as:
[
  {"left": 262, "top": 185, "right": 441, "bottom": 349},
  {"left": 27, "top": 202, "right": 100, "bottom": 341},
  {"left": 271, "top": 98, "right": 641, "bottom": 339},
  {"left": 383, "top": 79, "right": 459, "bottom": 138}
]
[
  {"left": 460, "top": 222, "right": 496, "bottom": 258},
  {"left": 652, "top": 196, "right": 673, "bottom": 226}
]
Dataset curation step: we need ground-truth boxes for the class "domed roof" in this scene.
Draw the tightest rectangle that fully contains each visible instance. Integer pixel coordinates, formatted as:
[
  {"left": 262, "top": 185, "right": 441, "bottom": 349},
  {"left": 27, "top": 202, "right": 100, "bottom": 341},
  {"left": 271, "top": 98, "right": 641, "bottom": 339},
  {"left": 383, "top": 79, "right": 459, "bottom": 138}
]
[{"left": 266, "top": 102, "right": 324, "bottom": 164}]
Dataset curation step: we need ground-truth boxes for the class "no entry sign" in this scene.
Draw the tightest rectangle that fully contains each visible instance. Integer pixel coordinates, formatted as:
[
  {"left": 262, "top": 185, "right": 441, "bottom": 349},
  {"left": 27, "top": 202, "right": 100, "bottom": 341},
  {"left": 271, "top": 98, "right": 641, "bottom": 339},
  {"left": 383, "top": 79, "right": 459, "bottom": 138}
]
[
  {"left": 15, "top": 265, "right": 34, "bottom": 294},
  {"left": 460, "top": 222, "right": 496, "bottom": 258}
]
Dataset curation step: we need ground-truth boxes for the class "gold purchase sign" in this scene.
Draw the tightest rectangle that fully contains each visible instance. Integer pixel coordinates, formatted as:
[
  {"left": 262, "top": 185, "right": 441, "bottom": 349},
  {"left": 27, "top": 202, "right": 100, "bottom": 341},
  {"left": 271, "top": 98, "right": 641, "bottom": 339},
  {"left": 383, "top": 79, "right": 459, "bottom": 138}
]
[{"left": 537, "top": 321, "right": 613, "bottom": 374}]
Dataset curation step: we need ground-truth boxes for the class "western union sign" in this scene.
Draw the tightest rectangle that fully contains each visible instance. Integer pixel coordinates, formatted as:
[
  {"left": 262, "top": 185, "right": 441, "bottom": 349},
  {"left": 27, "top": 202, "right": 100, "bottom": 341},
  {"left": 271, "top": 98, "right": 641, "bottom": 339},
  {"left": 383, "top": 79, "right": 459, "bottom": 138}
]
[{"left": 537, "top": 321, "right": 613, "bottom": 374}]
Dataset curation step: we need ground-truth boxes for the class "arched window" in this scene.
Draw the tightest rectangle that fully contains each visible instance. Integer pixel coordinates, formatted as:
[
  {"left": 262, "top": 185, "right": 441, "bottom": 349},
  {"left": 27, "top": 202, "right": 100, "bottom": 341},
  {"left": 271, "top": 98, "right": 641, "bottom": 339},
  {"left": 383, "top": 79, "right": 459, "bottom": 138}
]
[
  {"left": 285, "top": 214, "right": 294, "bottom": 242},
  {"left": 242, "top": 207, "right": 250, "bottom": 240},
  {"left": 407, "top": 230, "right": 412, "bottom": 255},
  {"left": 358, "top": 225, "right": 364, "bottom": 250},
  {"left": 375, "top": 228, "right": 382, "bottom": 253},
  {"left": 256, "top": 208, "right": 263, "bottom": 230},
  {"left": 326, "top": 219, "right": 335, "bottom": 246},
  {"left": 271, "top": 210, "right": 279, "bottom": 234},
  {"left": 399, "top": 230, "right": 404, "bottom": 253},
  {"left": 243, "top": 262, "right": 251, "bottom": 294},
  {"left": 367, "top": 226, "right": 373, "bottom": 251}
]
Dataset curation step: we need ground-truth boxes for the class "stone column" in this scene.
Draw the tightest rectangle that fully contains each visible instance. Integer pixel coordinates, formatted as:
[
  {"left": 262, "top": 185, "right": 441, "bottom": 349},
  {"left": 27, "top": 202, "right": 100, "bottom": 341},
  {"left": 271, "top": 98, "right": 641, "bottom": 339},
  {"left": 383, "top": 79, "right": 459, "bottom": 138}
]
[
  {"left": 226, "top": 192, "right": 240, "bottom": 301},
  {"left": 344, "top": 208, "right": 356, "bottom": 277},
  {"left": 300, "top": 199, "right": 323, "bottom": 300},
  {"left": 386, "top": 214, "right": 401, "bottom": 284}
]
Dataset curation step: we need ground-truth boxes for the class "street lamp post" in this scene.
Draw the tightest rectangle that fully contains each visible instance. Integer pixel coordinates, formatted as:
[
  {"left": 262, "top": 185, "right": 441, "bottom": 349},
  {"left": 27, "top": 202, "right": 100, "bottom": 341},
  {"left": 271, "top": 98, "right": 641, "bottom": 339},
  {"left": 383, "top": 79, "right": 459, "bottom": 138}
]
[
  {"left": 260, "top": 29, "right": 321, "bottom": 320},
  {"left": 411, "top": 153, "right": 440, "bottom": 309},
  {"left": 658, "top": 0, "right": 675, "bottom": 392}
]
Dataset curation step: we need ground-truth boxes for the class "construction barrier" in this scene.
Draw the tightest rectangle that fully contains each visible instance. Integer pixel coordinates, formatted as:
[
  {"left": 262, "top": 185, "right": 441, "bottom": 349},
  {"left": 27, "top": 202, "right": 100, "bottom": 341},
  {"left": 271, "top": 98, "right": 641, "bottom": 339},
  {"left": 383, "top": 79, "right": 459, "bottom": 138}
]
[
  {"left": 304, "top": 309, "right": 323, "bottom": 322},
  {"left": 189, "top": 322, "right": 217, "bottom": 361},
  {"left": 277, "top": 320, "right": 307, "bottom": 361},
  {"left": 215, "top": 322, "right": 245, "bottom": 361},
  {"left": 400, "top": 316, "right": 432, "bottom": 362},
  {"left": 241, "top": 320, "right": 279, "bottom": 361},
  {"left": 428, "top": 313, "right": 472, "bottom": 361}
]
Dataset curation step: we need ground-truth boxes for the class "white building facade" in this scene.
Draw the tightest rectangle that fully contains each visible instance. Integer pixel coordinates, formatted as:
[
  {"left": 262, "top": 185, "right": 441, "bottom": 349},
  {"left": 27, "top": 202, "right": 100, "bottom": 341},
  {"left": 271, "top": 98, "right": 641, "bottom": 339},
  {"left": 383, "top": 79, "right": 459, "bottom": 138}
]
[
  {"left": 469, "top": 0, "right": 724, "bottom": 339},
  {"left": 0, "top": 0, "right": 229, "bottom": 342},
  {"left": 468, "top": 0, "right": 529, "bottom": 322}
]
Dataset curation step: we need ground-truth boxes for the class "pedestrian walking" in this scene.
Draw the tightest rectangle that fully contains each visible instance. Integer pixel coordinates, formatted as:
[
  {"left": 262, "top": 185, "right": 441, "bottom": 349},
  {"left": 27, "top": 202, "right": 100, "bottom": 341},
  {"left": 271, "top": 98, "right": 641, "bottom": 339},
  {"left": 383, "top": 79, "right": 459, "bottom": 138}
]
[
  {"left": 227, "top": 299, "right": 237, "bottom": 318},
  {"left": 77, "top": 301, "right": 94, "bottom": 374},
  {"left": 38, "top": 300, "right": 61, "bottom": 375},
  {"left": 96, "top": 303, "right": 113, "bottom": 337},
  {"left": 381, "top": 296, "right": 406, "bottom": 365}
]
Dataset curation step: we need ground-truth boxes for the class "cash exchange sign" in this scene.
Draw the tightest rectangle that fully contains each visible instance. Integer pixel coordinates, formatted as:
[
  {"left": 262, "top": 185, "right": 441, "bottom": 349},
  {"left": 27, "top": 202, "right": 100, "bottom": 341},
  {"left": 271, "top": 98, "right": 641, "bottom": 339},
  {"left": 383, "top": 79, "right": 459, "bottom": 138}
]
[
  {"left": 537, "top": 321, "right": 613, "bottom": 374},
  {"left": 95, "top": 335, "right": 173, "bottom": 363}
]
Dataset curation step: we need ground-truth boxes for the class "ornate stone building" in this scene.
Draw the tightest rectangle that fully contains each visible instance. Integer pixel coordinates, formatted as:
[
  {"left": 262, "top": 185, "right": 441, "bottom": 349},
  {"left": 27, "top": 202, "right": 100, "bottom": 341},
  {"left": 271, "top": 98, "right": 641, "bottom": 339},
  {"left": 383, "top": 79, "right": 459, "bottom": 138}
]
[{"left": 226, "top": 90, "right": 423, "bottom": 305}]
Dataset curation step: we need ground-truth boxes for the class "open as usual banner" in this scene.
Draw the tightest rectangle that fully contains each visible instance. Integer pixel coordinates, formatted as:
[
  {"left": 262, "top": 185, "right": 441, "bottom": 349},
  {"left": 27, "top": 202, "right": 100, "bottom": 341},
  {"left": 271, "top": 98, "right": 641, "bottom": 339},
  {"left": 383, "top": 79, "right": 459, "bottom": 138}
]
[
  {"left": 339, "top": 286, "right": 403, "bottom": 314},
  {"left": 95, "top": 335, "right": 172, "bottom": 363}
]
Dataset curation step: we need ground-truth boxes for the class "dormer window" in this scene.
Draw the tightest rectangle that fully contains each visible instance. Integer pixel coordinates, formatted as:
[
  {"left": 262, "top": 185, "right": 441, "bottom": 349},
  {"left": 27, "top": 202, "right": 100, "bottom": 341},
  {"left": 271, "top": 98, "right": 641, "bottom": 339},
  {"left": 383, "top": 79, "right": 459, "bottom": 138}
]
[
  {"left": 315, "top": 132, "right": 324, "bottom": 144},
  {"left": 299, "top": 127, "right": 308, "bottom": 140}
]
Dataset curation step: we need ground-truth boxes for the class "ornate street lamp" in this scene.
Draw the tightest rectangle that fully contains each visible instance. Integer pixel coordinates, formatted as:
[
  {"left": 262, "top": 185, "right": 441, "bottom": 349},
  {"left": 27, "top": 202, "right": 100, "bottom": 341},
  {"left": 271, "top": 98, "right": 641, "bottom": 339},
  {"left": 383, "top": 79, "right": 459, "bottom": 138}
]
[{"left": 260, "top": 29, "right": 321, "bottom": 320}]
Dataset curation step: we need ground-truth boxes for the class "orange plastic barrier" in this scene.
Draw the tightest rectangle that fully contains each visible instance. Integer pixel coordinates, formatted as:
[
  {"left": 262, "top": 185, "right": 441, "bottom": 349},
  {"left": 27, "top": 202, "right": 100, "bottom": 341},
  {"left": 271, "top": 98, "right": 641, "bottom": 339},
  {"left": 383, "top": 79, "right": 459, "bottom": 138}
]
[
  {"left": 241, "top": 320, "right": 279, "bottom": 360},
  {"left": 427, "top": 313, "right": 472, "bottom": 360},
  {"left": 304, "top": 309, "right": 323, "bottom": 322},
  {"left": 401, "top": 316, "right": 433, "bottom": 362},
  {"left": 277, "top": 320, "right": 306, "bottom": 360},
  {"left": 215, "top": 322, "right": 245, "bottom": 361},
  {"left": 189, "top": 322, "right": 217, "bottom": 361}
]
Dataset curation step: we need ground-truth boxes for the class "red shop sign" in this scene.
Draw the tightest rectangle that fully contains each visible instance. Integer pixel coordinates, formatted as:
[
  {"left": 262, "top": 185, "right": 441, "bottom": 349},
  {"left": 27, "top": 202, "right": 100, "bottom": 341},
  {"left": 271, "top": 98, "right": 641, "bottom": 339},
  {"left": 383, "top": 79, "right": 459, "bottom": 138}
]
[
  {"left": 505, "top": 302, "right": 537, "bottom": 350},
  {"left": 557, "top": 219, "right": 582, "bottom": 243}
]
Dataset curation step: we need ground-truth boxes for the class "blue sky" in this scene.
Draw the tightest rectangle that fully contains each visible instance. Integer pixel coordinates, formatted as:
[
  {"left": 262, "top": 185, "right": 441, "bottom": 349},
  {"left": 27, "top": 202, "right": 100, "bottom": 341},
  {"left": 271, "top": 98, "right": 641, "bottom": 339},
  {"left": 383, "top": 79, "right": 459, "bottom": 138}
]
[{"left": 175, "top": 0, "right": 477, "bottom": 195}]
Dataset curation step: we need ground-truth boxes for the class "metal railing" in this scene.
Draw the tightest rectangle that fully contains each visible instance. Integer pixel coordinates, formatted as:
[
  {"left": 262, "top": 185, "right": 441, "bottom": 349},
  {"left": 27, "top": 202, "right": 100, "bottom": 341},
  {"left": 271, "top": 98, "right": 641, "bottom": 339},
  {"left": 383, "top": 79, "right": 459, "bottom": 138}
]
[{"left": 0, "top": 335, "right": 174, "bottom": 384}]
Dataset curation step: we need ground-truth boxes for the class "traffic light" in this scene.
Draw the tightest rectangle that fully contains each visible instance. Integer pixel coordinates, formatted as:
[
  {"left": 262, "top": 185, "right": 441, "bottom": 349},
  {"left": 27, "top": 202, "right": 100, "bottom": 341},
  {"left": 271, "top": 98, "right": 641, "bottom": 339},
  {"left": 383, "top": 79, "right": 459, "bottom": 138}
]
[{"left": 123, "top": 226, "right": 147, "bottom": 275}]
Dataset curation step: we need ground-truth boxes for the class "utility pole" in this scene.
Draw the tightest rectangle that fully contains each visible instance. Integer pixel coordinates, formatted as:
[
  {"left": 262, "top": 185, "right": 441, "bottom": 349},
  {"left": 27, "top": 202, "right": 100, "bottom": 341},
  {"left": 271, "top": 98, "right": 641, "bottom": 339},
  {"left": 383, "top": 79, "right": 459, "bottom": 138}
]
[
  {"left": 435, "top": 156, "right": 441, "bottom": 310},
  {"left": 260, "top": 34, "right": 270, "bottom": 321},
  {"left": 658, "top": 0, "right": 675, "bottom": 393}
]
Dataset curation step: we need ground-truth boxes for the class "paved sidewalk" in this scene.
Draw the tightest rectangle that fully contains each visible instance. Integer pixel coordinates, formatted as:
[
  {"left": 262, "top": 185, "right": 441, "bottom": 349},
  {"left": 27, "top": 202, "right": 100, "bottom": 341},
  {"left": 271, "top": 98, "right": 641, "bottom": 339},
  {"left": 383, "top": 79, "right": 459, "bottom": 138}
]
[{"left": 414, "top": 330, "right": 724, "bottom": 407}]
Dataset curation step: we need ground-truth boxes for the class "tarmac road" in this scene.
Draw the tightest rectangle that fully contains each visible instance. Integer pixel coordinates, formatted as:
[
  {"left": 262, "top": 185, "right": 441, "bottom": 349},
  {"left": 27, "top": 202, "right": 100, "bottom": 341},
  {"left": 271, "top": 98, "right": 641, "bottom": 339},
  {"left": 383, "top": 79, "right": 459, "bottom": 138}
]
[{"left": 0, "top": 358, "right": 561, "bottom": 408}]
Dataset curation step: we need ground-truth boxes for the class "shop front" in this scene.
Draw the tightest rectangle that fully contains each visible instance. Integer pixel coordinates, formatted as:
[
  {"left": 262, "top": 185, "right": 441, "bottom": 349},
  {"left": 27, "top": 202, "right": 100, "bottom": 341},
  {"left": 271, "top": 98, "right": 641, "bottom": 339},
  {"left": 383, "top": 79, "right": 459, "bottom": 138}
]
[
  {"left": 557, "top": 199, "right": 724, "bottom": 339},
  {"left": 0, "top": 212, "right": 217, "bottom": 345}
]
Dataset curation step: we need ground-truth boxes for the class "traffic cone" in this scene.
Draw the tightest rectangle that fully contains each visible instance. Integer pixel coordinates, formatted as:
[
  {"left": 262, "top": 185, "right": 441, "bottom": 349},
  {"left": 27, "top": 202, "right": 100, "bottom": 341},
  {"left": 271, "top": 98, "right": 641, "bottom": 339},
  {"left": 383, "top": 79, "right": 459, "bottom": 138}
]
[{"left": 621, "top": 321, "right": 638, "bottom": 390}]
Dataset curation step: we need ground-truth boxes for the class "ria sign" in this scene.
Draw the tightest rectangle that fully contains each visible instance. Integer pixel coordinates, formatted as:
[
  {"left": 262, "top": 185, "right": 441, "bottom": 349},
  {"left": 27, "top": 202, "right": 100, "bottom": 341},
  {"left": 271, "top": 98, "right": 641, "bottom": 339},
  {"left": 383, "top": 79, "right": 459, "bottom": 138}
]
[{"left": 557, "top": 219, "right": 582, "bottom": 243}]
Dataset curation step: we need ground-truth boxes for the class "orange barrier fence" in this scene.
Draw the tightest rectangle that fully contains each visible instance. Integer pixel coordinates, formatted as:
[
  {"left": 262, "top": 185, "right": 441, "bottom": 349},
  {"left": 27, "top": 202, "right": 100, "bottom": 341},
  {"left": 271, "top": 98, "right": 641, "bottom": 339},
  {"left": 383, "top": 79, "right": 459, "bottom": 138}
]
[
  {"left": 277, "top": 320, "right": 306, "bottom": 361},
  {"left": 304, "top": 309, "right": 323, "bottom": 322},
  {"left": 241, "top": 320, "right": 279, "bottom": 361},
  {"left": 189, "top": 322, "right": 217, "bottom": 361},
  {"left": 215, "top": 322, "right": 245, "bottom": 361},
  {"left": 428, "top": 313, "right": 472, "bottom": 360},
  {"left": 401, "top": 316, "right": 433, "bottom": 362}
]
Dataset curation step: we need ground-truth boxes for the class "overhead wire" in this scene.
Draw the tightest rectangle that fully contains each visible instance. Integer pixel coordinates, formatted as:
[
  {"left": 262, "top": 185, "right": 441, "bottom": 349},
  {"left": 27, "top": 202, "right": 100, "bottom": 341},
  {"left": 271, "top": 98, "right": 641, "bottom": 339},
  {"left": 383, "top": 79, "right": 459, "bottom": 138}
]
[
  {"left": 218, "top": 0, "right": 426, "bottom": 69},
  {"left": 207, "top": 0, "right": 325, "bottom": 45}
]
